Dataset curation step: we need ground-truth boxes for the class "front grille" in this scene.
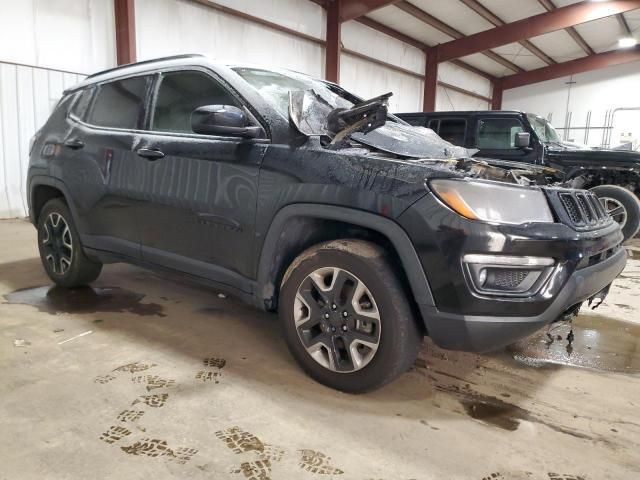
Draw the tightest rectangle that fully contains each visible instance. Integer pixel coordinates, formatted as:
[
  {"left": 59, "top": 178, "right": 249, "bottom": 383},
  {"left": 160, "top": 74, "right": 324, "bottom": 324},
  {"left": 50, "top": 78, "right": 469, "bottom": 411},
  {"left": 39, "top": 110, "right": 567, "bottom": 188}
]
[{"left": 550, "top": 189, "right": 611, "bottom": 230}]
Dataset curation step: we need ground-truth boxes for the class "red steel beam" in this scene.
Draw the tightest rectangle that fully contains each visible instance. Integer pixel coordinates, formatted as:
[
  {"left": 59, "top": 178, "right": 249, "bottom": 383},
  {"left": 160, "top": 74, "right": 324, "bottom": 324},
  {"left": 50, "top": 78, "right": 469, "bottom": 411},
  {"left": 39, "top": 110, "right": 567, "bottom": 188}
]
[
  {"left": 326, "top": 0, "right": 341, "bottom": 82},
  {"left": 537, "top": 0, "right": 594, "bottom": 56},
  {"left": 439, "top": 0, "right": 640, "bottom": 62},
  {"left": 502, "top": 45, "right": 640, "bottom": 90},
  {"left": 423, "top": 46, "right": 439, "bottom": 111},
  {"left": 491, "top": 79, "right": 503, "bottom": 110},
  {"left": 114, "top": 0, "right": 136, "bottom": 65},
  {"left": 340, "top": 0, "right": 403, "bottom": 22}
]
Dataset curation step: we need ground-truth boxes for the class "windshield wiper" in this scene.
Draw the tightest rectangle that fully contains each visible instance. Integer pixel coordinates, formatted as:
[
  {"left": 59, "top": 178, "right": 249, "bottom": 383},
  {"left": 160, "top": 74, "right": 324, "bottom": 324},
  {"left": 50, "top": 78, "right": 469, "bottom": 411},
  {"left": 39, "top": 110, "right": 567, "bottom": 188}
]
[{"left": 327, "top": 92, "right": 392, "bottom": 145}]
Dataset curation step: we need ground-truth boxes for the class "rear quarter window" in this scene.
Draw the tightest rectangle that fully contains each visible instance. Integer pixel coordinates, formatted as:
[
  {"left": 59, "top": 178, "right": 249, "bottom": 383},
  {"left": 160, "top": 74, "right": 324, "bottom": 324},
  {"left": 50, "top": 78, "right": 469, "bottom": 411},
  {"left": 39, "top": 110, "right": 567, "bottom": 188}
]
[
  {"left": 69, "top": 88, "right": 94, "bottom": 120},
  {"left": 88, "top": 76, "right": 150, "bottom": 130}
]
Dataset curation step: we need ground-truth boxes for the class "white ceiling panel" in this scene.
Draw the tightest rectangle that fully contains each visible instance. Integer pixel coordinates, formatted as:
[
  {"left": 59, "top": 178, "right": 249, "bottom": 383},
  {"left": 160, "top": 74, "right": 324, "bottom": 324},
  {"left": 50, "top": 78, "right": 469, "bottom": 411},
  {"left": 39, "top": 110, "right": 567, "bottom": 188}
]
[
  {"left": 406, "top": 0, "right": 494, "bottom": 35},
  {"left": 477, "top": 0, "right": 546, "bottom": 23},
  {"left": 491, "top": 42, "right": 548, "bottom": 70},
  {"left": 365, "top": 6, "right": 451, "bottom": 46},
  {"left": 624, "top": 10, "right": 640, "bottom": 32},
  {"left": 574, "top": 16, "right": 626, "bottom": 53},
  {"left": 528, "top": 29, "right": 587, "bottom": 63}
]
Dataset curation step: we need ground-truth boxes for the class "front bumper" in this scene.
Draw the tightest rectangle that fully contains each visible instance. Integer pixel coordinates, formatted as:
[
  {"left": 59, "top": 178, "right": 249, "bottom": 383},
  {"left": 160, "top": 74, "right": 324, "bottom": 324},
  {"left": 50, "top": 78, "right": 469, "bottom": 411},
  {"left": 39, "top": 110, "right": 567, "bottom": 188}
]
[
  {"left": 420, "top": 246, "right": 626, "bottom": 352},
  {"left": 398, "top": 192, "right": 626, "bottom": 352}
]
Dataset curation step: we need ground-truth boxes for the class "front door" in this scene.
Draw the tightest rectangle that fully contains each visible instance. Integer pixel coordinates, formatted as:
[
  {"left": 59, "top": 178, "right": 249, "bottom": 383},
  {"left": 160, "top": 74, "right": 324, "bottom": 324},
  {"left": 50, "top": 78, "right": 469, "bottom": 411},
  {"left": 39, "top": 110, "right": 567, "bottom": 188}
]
[
  {"left": 134, "top": 69, "right": 266, "bottom": 289},
  {"left": 472, "top": 116, "right": 539, "bottom": 163}
]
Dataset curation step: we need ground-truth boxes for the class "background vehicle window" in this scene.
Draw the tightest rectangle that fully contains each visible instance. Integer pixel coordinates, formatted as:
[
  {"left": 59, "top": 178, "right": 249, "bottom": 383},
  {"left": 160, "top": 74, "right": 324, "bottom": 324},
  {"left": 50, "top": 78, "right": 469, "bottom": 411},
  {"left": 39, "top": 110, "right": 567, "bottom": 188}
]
[
  {"left": 152, "top": 71, "right": 240, "bottom": 134},
  {"left": 477, "top": 118, "right": 524, "bottom": 149},
  {"left": 428, "top": 119, "right": 439, "bottom": 130},
  {"left": 89, "top": 77, "right": 149, "bottom": 129},
  {"left": 69, "top": 88, "right": 94, "bottom": 120},
  {"left": 438, "top": 119, "right": 466, "bottom": 146}
]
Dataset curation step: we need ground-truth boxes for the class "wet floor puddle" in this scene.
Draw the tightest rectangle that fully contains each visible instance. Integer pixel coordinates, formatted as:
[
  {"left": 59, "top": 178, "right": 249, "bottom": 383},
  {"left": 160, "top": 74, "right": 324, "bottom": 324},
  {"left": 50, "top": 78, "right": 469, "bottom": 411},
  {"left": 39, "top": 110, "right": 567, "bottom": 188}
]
[
  {"left": 4, "top": 286, "right": 165, "bottom": 317},
  {"left": 507, "top": 314, "right": 640, "bottom": 374}
]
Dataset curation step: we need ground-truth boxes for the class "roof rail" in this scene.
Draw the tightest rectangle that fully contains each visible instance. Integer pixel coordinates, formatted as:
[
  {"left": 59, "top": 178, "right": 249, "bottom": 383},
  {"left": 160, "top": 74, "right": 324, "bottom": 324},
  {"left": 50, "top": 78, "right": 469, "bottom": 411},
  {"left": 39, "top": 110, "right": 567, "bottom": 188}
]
[{"left": 86, "top": 54, "right": 206, "bottom": 79}]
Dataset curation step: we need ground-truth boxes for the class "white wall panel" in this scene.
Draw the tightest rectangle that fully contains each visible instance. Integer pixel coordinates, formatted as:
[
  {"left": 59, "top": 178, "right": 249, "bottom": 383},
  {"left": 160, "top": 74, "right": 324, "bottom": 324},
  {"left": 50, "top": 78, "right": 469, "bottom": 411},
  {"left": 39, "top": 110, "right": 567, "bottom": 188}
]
[
  {"left": 436, "top": 86, "right": 489, "bottom": 111},
  {"left": 135, "top": 0, "right": 325, "bottom": 78},
  {"left": 438, "top": 62, "right": 491, "bottom": 99},
  {"left": 503, "top": 61, "right": 640, "bottom": 147},
  {"left": 0, "top": 62, "right": 83, "bottom": 218},
  {"left": 0, "top": 0, "right": 115, "bottom": 74},
  {"left": 340, "top": 54, "right": 423, "bottom": 113}
]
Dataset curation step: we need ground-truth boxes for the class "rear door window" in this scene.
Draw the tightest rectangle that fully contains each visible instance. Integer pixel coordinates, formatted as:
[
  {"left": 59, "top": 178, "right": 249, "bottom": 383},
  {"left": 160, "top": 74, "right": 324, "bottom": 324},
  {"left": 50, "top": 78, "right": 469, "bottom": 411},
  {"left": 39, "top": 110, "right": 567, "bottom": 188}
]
[
  {"left": 437, "top": 119, "right": 466, "bottom": 146},
  {"left": 88, "top": 76, "right": 150, "bottom": 129},
  {"left": 476, "top": 117, "right": 524, "bottom": 149}
]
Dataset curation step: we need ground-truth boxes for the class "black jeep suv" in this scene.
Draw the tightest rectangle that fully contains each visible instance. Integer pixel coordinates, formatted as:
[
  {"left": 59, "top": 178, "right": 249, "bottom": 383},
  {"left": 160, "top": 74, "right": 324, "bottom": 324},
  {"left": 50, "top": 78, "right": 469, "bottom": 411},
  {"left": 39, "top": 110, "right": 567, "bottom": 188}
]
[
  {"left": 397, "top": 110, "right": 640, "bottom": 241},
  {"left": 28, "top": 55, "right": 626, "bottom": 392}
]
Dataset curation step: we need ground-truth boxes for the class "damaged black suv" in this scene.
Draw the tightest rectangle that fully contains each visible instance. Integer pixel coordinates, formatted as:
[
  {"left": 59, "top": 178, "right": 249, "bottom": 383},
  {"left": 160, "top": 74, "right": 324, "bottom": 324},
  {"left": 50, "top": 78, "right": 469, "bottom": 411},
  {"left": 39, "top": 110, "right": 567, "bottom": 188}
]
[{"left": 28, "top": 55, "right": 626, "bottom": 392}]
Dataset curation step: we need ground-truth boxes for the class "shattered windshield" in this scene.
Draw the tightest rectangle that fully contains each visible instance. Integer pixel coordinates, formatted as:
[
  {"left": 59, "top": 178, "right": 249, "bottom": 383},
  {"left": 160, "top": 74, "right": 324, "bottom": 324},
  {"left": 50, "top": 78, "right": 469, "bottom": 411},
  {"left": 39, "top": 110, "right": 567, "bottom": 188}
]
[
  {"left": 233, "top": 67, "right": 354, "bottom": 119},
  {"left": 234, "top": 66, "right": 471, "bottom": 160},
  {"left": 527, "top": 113, "right": 561, "bottom": 144}
]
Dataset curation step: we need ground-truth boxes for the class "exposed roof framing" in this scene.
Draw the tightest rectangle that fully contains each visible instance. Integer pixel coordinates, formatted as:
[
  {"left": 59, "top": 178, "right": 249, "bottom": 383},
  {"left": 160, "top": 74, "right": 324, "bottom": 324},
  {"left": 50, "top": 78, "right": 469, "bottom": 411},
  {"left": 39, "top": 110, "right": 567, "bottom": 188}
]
[
  {"left": 537, "top": 0, "right": 595, "bottom": 56},
  {"left": 459, "top": 0, "right": 556, "bottom": 65},
  {"left": 617, "top": 12, "right": 633, "bottom": 35},
  {"left": 438, "top": 0, "right": 640, "bottom": 63},
  {"left": 340, "top": 0, "right": 402, "bottom": 22},
  {"left": 355, "top": 16, "right": 497, "bottom": 80},
  {"left": 501, "top": 45, "right": 640, "bottom": 89},
  {"left": 395, "top": 0, "right": 524, "bottom": 73}
]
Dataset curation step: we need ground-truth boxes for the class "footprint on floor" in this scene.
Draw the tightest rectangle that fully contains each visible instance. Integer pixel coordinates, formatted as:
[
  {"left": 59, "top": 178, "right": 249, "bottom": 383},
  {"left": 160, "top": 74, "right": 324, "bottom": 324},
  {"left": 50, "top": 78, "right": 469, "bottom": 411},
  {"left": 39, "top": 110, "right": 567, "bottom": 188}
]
[
  {"left": 231, "top": 459, "right": 273, "bottom": 480},
  {"left": 216, "top": 426, "right": 266, "bottom": 455},
  {"left": 132, "top": 393, "right": 168, "bottom": 408},
  {"left": 203, "top": 357, "right": 226, "bottom": 369},
  {"left": 99, "top": 425, "right": 132, "bottom": 444},
  {"left": 113, "top": 362, "right": 157, "bottom": 374},
  {"left": 298, "top": 449, "right": 344, "bottom": 475},
  {"left": 116, "top": 410, "right": 145, "bottom": 423},
  {"left": 94, "top": 374, "right": 116, "bottom": 384},
  {"left": 481, "top": 473, "right": 533, "bottom": 480},
  {"left": 120, "top": 438, "right": 198, "bottom": 464},
  {"left": 195, "top": 370, "right": 221, "bottom": 383},
  {"left": 131, "top": 375, "right": 176, "bottom": 391}
]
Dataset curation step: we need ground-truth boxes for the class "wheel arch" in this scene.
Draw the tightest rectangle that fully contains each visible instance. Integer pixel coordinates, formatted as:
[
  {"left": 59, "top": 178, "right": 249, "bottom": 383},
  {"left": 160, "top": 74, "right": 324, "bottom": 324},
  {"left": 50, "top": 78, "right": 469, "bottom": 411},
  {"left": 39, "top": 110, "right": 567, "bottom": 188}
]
[
  {"left": 29, "top": 176, "right": 82, "bottom": 227},
  {"left": 255, "top": 204, "right": 435, "bottom": 323}
]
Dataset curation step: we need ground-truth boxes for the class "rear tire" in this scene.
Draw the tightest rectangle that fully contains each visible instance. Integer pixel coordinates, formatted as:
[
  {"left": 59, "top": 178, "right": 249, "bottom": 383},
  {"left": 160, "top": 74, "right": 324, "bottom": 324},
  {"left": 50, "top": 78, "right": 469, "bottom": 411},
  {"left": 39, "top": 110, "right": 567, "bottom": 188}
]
[
  {"left": 279, "top": 239, "right": 422, "bottom": 393},
  {"left": 37, "top": 198, "right": 102, "bottom": 287},
  {"left": 590, "top": 185, "right": 640, "bottom": 243}
]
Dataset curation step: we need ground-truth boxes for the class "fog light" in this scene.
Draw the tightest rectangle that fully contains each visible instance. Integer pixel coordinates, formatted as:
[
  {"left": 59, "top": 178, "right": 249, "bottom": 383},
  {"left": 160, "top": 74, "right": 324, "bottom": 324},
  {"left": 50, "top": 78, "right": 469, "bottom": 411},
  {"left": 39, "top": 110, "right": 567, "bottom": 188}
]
[
  {"left": 462, "top": 254, "right": 555, "bottom": 297},
  {"left": 478, "top": 268, "right": 487, "bottom": 286}
]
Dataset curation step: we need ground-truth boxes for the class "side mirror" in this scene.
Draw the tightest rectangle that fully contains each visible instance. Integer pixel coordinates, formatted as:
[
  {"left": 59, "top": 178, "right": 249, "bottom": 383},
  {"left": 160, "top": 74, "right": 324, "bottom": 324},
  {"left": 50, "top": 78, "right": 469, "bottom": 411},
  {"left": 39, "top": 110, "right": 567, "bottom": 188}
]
[
  {"left": 515, "top": 132, "right": 531, "bottom": 148},
  {"left": 191, "top": 105, "right": 261, "bottom": 138}
]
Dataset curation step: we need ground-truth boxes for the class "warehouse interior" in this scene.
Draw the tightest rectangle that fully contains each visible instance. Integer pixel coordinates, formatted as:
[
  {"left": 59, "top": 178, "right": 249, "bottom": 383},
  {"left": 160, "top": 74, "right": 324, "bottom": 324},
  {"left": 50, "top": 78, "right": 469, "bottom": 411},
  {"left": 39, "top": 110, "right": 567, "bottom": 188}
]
[{"left": 1, "top": 1, "right": 640, "bottom": 479}]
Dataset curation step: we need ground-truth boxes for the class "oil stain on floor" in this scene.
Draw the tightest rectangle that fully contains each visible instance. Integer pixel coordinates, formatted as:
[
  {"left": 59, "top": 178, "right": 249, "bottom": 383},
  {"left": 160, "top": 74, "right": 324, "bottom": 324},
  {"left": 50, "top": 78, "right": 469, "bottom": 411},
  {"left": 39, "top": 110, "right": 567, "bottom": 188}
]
[
  {"left": 507, "top": 314, "right": 640, "bottom": 374},
  {"left": 3, "top": 285, "right": 165, "bottom": 317}
]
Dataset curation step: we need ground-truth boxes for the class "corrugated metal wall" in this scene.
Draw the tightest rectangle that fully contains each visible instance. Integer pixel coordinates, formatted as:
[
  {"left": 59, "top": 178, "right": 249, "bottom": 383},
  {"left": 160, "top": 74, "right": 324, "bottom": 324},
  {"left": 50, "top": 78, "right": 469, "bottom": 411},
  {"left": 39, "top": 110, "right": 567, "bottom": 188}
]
[{"left": 0, "top": 61, "right": 84, "bottom": 218}]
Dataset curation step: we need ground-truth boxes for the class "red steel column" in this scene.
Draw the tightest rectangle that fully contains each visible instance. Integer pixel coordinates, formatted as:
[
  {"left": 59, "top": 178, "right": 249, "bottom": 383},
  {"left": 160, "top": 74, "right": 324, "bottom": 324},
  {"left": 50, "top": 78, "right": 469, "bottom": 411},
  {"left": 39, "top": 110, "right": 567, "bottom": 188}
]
[
  {"left": 491, "top": 79, "right": 503, "bottom": 110},
  {"left": 423, "top": 46, "right": 438, "bottom": 112},
  {"left": 325, "top": 0, "right": 341, "bottom": 83},
  {"left": 114, "top": 0, "right": 136, "bottom": 66}
]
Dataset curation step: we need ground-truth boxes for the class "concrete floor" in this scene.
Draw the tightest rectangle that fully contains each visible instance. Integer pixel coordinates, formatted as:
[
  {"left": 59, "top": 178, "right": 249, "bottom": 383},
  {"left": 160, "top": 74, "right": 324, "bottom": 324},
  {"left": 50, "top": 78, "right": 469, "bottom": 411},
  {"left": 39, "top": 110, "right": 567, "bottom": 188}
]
[{"left": 1, "top": 218, "right": 640, "bottom": 480}]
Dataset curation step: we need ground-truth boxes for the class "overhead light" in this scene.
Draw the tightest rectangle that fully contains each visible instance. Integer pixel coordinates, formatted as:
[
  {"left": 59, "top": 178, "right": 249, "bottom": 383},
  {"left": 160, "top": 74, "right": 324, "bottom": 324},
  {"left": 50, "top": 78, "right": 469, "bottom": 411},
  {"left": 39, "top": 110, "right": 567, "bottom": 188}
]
[{"left": 618, "top": 37, "right": 638, "bottom": 48}]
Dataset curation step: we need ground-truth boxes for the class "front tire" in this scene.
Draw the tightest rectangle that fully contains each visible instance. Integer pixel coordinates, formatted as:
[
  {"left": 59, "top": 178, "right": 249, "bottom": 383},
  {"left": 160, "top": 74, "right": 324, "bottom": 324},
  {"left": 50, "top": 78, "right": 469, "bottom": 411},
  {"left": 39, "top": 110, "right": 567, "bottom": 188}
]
[
  {"left": 279, "top": 239, "right": 422, "bottom": 393},
  {"left": 590, "top": 185, "right": 640, "bottom": 243},
  {"left": 37, "top": 198, "right": 102, "bottom": 287}
]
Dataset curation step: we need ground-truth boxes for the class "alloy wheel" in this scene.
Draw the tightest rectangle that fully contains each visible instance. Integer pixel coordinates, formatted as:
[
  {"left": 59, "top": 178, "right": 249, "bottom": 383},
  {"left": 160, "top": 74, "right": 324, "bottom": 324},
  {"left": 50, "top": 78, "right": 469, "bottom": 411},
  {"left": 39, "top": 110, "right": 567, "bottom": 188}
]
[
  {"left": 293, "top": 267, "right": 381, "bottom": 373},
  {"left": 600, "top": 197, "right": 628, "bottom": 229},
  {"left": 41, "top": 212, "right": 73, "bottom": 275}
]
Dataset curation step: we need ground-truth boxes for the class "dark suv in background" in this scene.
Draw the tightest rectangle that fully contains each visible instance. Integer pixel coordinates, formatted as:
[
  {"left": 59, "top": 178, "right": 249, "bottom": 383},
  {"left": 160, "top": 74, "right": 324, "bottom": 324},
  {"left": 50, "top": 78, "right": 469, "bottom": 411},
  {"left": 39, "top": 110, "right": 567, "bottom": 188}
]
[
  {"left": 28, "top": 55, "right": 626, "bottom": 392},
  {"left": 398, "top": 110, "right": 640, "bottom": 241}
]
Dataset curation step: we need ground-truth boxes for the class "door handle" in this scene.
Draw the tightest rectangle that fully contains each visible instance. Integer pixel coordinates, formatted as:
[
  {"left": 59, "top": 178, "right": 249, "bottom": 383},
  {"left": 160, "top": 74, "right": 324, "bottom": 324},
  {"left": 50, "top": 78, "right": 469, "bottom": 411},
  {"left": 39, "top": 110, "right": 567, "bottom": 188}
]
[
  {"left": 64, "top": 138, "right": 85, "bottom": 150},
  {"left": 136, "top": 148, "right": 165, "bottom": 160}
]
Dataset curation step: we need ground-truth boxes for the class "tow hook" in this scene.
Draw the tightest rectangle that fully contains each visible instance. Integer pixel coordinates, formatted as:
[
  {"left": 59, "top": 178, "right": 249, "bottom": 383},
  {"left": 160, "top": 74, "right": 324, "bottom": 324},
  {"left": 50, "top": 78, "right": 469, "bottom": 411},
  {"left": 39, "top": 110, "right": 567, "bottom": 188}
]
[{"left": 588, "top": 284, "right": 611, "bottom": 310}]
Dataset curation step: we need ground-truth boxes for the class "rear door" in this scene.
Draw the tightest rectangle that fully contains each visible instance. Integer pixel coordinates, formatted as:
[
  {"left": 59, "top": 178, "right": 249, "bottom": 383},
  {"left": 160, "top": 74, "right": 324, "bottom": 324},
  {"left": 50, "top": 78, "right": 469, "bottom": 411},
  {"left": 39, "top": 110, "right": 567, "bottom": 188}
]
[
  {"left": 428, "top": 117, "right": 468, "bottom": 147},
  {"left": 472, "top": 115, "right": 538, "bottom": 163},
  {"left": 133, "top": 69, "right": 267, "bottom": 287},
  {"left": 63, "top": 75, "right": 153, "bottom": 259}
]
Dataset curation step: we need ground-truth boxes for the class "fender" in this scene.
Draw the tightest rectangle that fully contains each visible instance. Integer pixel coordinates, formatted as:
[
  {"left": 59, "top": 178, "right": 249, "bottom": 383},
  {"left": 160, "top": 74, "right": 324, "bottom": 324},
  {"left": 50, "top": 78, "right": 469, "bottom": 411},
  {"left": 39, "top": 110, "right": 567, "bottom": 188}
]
[
  {"left": 255, "top": 203, "right": 435, "bottom": 313},
  {"left": 27, "top": 175, "right": 81, "bottom": 226}
]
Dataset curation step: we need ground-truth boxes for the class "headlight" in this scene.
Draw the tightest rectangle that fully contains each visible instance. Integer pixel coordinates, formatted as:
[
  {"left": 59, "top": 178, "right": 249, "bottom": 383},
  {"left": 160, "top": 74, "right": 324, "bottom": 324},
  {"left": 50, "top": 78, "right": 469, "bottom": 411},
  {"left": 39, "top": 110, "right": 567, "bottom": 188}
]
[{"left": 430, "top": 179, "right": 554, "bottom": 225}]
